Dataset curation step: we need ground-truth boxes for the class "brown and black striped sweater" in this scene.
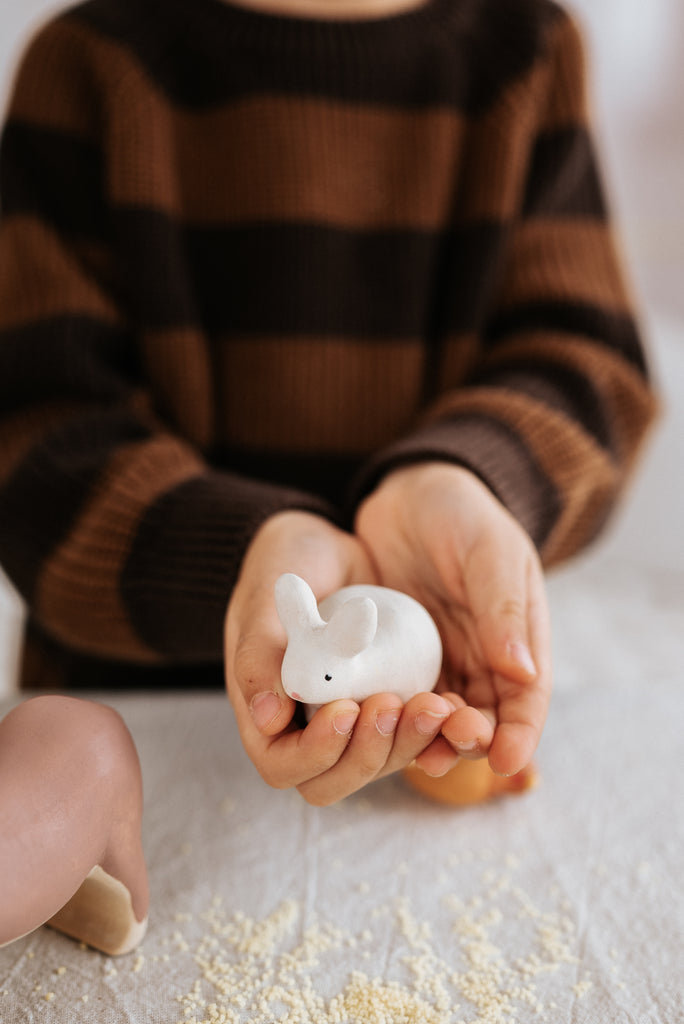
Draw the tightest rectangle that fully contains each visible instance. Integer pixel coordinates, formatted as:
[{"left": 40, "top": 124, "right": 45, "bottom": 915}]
[{"left": 0, "top": 0, "right": 656, "bottom": 689}]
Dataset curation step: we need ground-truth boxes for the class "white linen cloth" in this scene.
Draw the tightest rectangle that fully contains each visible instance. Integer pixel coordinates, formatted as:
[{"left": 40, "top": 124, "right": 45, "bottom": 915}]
[{"left": 1, "top": 557, "right": 682, "bottom": 1023}]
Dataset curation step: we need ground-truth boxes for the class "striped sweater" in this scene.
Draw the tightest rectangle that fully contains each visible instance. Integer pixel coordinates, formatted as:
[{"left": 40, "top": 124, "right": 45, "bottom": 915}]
[{"left": 0, "top": 0, "right": 656, "bottom": 688}]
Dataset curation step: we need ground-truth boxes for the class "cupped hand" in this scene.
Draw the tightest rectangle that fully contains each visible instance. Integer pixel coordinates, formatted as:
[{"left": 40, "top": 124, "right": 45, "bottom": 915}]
[
  {"left": 224, "top": 510, "right": 456, "bottom": 805},
  {"left": 355, "top": 463, "right": 552, "bottom": 779}
]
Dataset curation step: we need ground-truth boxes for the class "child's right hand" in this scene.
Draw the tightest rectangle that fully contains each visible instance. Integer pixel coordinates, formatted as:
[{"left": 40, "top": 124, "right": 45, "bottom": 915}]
[{"left": 224, "top": 510, "right": 455, "bottom": 806}]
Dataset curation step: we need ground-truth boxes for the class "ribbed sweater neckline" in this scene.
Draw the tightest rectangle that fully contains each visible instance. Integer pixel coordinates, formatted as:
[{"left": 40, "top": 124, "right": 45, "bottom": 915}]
[{"left": 162, "top": 0, "right": 455, "bottom": 47}]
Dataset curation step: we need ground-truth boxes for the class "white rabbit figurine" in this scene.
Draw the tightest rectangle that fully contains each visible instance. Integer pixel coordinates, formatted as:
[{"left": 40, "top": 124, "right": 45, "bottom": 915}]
[{"left": 274, "top": 573, "right": 442, "bottom": 707}]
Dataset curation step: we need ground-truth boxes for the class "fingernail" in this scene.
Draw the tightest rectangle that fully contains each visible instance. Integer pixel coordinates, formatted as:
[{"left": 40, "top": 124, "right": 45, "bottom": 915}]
[
  {"left": 415, "top": 710, "right": 447, "bottom": 736},
  {"left": 455, "top": 738, "right": 479, "bottom": 753},
  {"left": 508, "top": 641, "right": 537, "bottom": 678},
  {"left": 421, "top": 765, "right": 454, "bottom": 778},
  {"left": 333, "top": 710, "right": 359, "bottom": 736},
  {"left": 375, "top": 710, "right": 400, "bottom": 736},
  {"left": 250, "top": 692, "right": 282, "bottom": 731}
]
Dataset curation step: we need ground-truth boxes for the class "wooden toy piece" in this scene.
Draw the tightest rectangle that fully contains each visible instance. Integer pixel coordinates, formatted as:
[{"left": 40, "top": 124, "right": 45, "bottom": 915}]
[
  {"left": 275, "top": 573, "right": 442, "bottom": 707},
  {"left": 0, "top": 696, "right": 148, "bottom": 956},
  {"left": 47, "top": 866, "right": 148, "bottom": 957},
  {"left": 402, "top": 757, "right": 539, "bottom": 806}
]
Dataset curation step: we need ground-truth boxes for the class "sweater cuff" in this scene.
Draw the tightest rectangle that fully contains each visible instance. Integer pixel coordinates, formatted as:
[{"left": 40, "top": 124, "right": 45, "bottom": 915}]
[
  {"left": 348, "top": 412, "right": 562, "bottom": 552},
  {"left": 121, "top": 471, "right": 339, "bottom": 662}
]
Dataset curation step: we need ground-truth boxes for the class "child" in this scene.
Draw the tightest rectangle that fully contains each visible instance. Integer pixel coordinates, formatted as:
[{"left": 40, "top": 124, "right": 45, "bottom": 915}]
[{"left": 0, "top": 0, "right": 656, "bottom": 806}]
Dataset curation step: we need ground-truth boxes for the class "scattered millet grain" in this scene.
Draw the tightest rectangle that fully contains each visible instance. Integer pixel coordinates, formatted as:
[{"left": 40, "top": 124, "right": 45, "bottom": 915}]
[{"left": 169, "top": 856, "right": 588, "bottom": 1024}]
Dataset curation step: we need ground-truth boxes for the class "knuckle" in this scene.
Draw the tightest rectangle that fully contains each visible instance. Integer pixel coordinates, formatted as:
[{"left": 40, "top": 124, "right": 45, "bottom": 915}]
[
  {"left": 233, "top": 635, "right": 262, "bottom": 682},
  {"left": 257, "top": 763, "right": 292, "bottom": 791},
  {"left": 232, "top": 634, "right": 284, "bottom": 697},
  {"left": 298, "top": 785, "right": 335, "bottom": 808},
  {"left": 498, "top": 597, "right": 526, "bottom": 621},
  {"left": 355, "top": 755, "right": 383, "bottom": 782},
  {"left": 307, "top": 753, "right": 339, "bottom": 778}
]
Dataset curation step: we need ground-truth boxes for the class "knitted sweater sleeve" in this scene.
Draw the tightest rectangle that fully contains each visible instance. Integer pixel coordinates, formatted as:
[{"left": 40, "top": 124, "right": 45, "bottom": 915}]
[
  {"left": 350, "top": 12, "right": 657, "bottom": 566},
  {"left": 0, "top": 24, "right": 335, "bottom": 665}
]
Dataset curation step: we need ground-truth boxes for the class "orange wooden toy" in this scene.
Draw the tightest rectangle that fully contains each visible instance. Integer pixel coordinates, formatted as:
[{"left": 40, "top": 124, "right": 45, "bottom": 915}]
[{"left": 402, "top": 757, "right": 539, "bottom": 806}]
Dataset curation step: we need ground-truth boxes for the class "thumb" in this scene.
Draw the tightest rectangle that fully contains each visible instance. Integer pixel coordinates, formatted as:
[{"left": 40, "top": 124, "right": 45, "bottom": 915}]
[{"left": 224, "top": 592, "right": 295, "bottom": 737}]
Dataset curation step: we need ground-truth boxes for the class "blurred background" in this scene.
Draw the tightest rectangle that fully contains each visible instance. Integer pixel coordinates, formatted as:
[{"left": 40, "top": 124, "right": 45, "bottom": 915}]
[{"left": 0, "top": 0, "right": 682, "bottom": 696}]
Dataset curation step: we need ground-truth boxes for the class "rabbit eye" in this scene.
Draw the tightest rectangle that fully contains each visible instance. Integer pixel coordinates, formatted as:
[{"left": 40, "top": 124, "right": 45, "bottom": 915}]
[{"left": 324, "top": 674, "right": 332, "bottom": 681}]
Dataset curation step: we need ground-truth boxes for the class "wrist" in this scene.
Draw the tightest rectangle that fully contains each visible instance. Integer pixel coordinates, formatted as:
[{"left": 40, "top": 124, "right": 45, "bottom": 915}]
[
  {"left": 356, "top": 461, "right": 480, "bottom": 528},
  {"left": 238, "top": 508, "right": 376, "bottom": 606},
  {"left": 249, "top": 508, "right": 333, "bottom": 549}
]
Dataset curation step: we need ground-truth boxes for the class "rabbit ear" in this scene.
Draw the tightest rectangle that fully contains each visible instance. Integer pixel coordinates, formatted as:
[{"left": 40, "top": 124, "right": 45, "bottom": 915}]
[
  {"left": 325, "top": 596, "right": 378, "bottom": 659},
  {"left": 274, "top": 573, "right": 324, "bottom": 638}
]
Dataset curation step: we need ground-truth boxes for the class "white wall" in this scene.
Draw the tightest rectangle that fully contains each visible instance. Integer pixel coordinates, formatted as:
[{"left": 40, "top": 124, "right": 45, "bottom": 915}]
[
  {"left": 0, "top": 0, "right": 682, "bottom": 694},
  {"left": 0, "top": 0, "right": 64, "bottom": 113},
  {"left": 0, "top": 0, "right": 66, "bottom": 695},
  {"left": 564, "top": 1, "right": 684, "bottom": 571}
]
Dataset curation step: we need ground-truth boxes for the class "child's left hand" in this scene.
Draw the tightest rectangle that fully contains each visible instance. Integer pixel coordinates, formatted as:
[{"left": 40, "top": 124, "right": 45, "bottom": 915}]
[{"left": 355, "top": 462, "right": 552, "bottom": 779}]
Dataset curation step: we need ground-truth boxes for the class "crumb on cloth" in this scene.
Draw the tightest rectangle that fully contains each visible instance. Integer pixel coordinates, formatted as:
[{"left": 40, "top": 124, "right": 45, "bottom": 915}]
[{"left": 168, "top": 858, "right": 587, "bottom": 1024}]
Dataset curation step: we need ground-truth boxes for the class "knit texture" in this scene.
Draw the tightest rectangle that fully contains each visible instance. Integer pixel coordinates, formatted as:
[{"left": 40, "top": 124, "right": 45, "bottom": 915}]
[{"left": 0, "top": 0, "right": 656, "bottom": 686}]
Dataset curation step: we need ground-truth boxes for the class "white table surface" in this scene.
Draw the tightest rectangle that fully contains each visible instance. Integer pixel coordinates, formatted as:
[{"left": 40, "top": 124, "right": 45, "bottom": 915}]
[{"left": 1, "top": 557, "right": 682, "bottom": 1023}]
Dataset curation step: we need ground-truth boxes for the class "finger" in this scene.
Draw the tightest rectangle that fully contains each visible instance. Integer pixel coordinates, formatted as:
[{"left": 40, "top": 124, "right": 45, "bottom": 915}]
[
  {"left": 412, "top": 736, "right": 462, "bottom": 777},
  {"left": 297, "top": 693, "right": 405, "bottom": 806},
  {"left": 405, "top": 692, "right": 468, "bottom": 777},
  {"left": 488, "top": 570, "right": 553, "bottom": 777},
  {"left": 466, "top": 539, "right": 540, "bottom": 684},
  {"left": 411, "top": 690, "right": 467, "bottom": 775},
  {"left": 526, "top": 559, "right": 553, "bottom": 690},
  {"left": 244, "top": 699, "right": 362, "bottom": 791},
  {"left": 487, "top": 681, "right": 549, "bottom": 777},
  {"left": 441, "top": 704, "right": 496, "bottom": 760},
  {"left": 374, "top": 691, "right": 453, "bottom": 780},
  {"left": 225, "top": 589, "right": 295, "bottom": 736},
  {"left": 234, "top": 629, "right": 294, "bottom": 736}
]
